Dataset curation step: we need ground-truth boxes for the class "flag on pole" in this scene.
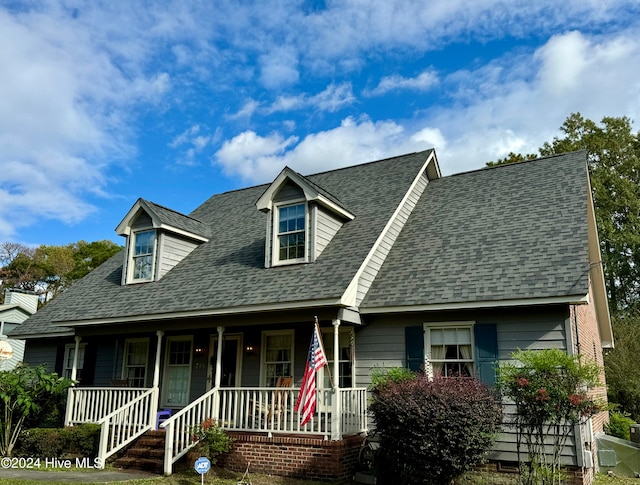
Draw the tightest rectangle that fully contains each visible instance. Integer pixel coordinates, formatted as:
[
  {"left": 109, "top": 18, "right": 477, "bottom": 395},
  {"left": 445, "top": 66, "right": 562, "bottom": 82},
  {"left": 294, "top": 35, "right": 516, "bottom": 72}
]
[{"left": 294, "top": 321, "right": 328, "bottom": 426}]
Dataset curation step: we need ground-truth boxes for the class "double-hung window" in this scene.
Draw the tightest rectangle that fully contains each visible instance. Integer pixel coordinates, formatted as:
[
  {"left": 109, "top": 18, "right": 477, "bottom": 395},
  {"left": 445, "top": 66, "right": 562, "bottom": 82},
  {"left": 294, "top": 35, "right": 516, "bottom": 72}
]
[
  {"left": 275, "top": 203, "right": 306, "bottom": 264},
  {"left": 262, "top": 330, "right": 294, "bottom": 387},
  {"left": 63, "top": 343, "right": 86, "bottom": 381},
  {"left": 425, "top": 323, "right": 474, "bottom": 378},
  {"left": 132, "top": 230, "right": 155, "bottom": 281},
  {"left": 123, "top": 339, "right": 149, "bottom": 387}
]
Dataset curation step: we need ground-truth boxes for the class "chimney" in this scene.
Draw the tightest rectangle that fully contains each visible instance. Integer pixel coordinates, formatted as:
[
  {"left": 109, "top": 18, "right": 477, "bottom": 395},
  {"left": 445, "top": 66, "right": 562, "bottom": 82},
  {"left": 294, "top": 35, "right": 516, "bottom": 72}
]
[{"left": 4, "top": 289, "right": 39, "bottom": 315}]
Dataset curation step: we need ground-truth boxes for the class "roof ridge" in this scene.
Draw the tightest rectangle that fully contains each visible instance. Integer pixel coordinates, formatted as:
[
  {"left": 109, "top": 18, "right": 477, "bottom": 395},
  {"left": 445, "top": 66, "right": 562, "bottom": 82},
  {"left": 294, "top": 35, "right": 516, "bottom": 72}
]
[
  {"left": 143, "top": 199, "right": 208, "bottom": 223},
  {"left": 446, "top": 149, "right": 586, "bottom": 179}
]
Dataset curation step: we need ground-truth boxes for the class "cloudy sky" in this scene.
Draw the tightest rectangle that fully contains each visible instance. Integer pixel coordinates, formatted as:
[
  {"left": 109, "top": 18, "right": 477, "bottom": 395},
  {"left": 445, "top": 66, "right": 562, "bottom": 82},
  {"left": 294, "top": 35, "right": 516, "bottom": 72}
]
[{"left": 1, "top": 0, "right": 639, "bottom": 246}]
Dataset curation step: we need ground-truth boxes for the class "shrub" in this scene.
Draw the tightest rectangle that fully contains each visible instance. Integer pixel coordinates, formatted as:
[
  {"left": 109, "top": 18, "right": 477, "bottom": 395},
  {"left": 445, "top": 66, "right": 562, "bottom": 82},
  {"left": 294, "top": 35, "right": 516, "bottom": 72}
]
[
  {"left": 370, "top": 366, "right": 416, "bottom": 391},
  {"left": 15, "top": 424, "right": 100, "bottom": 458},
  {"left": 498, "top": 349, "right": 604, "bottom": 485},
  {"left": 190, "top": 418, "right": 232, "bottom": 464},
  {"left": 605, "top": 411, "right": 636, "bottom": 441},
  {"left": 369, "top": 374, "right": 502, "bottom": 485}
]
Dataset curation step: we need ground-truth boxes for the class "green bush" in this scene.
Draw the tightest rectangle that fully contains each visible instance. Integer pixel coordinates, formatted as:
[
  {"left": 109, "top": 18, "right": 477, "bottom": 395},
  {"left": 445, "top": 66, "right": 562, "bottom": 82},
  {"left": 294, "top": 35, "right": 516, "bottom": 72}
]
[
  {"left": 369, "top": 366, "right": 416, "bottom": 390},
  {"left": 369, "top": 375, "right": 502, "bottom": 485},
  {"left": 190, "top": 419, "right": 232, "bottom": 464},
  {"left": 605, "top": 411, "right": 636, "bottom": 441},
  {"left": 15, "top": 424, "right": 100, "bottom": 458}
]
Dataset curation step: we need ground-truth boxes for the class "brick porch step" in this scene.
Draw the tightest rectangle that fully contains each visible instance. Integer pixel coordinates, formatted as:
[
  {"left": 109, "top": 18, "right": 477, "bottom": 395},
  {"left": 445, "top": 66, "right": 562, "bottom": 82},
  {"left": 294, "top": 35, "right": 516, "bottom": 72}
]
[{"left": 111, "top": 429, "right": 165, "bottom": 474}]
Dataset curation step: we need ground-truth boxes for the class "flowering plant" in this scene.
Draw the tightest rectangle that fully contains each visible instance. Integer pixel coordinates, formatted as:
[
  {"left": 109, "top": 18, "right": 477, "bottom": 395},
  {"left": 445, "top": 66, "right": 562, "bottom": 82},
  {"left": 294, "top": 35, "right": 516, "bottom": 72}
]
[
  {"left": 498, "top": 349, "right": 604, "bottom": 485},
  {"left": 190, "top": 418, "right": 232, "bottom": 464}
]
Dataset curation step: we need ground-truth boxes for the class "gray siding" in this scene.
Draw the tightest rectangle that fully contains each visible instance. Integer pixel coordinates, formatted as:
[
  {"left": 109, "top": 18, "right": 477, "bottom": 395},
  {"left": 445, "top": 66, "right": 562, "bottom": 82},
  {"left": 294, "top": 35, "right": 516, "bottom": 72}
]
[
  {"left": 158, "top": 233, "right": 199, "bottom": 278},
  {"left": 354, "top": 306, "right": 574, "bottom": 464},
  {"left": 23, "top": 340, "right": 60, "bottom": 371},
  {"left": 356, "top": 172, "right": 429, "bottom": 305},
  {"left": 274, "top": 181, "right": 304, "bottom": 202},
  {"left": 132, "top": 211, "right": 153, "bottom": 229},
  {"left": 315, "top": 205, "right": 343, "bottom": 259},
  {"left": 92, "top": 338, "right": 118, "bottom": 386}
]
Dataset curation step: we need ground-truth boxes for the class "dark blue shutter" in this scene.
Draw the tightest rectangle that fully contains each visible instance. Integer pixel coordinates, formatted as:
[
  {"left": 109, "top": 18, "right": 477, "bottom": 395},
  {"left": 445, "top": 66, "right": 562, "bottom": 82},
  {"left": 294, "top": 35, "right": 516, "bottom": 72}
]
[
  {"left": 405, "top": 326, "right": 424, "bottom": 372},
  {"left": 474, "top": 323, "right": 498, "bottom": 386}
]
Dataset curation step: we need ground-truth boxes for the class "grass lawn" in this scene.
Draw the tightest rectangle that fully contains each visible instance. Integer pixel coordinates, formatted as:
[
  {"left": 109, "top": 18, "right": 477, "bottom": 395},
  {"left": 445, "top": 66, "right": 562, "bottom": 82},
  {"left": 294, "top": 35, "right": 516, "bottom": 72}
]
[{"left": 0, "top": 467, "right": 636, "bottom": 485}]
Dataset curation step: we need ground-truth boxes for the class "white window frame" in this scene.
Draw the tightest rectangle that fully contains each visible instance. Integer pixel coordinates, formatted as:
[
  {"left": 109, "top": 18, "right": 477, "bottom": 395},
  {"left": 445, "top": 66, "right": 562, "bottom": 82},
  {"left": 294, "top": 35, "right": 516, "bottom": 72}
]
[
  {"left": 272, "top": 201, "right": 308, "bottom": 265},
  {"left": 63, "top": 343, "right": 86, "bottom": 381},
  {"left": 320, "top": 327, "right": 354, "bottom": 389},
  {"left": 423, "top": 322, "right": 475, "bottom": 379},
  {"left": 161, "top": 336, "right": 193, "bottom": 407},
  {"left": 128, "top": 229, "right": 157, "bottom": 283},
  {"left": 122, "top": 338, "right": 150, "bottom": 388},
  {"left": 260, "top": 330, "right": 295, "bottom": 387}
]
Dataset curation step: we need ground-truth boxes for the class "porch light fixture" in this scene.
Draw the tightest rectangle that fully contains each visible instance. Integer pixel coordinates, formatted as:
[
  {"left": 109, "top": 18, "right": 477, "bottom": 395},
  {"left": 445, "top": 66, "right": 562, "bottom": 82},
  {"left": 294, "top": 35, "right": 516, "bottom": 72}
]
[
  {"left": 245, "top": 345, "right": 255, "bottom": 353},
  {"left": 194, "top": 346, "right": 206, "bottom": 354}
]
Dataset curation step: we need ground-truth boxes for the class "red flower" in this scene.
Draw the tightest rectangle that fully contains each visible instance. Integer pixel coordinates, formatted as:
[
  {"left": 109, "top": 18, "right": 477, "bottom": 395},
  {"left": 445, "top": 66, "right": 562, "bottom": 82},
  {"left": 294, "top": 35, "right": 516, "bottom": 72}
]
[
  {"left": 569, "top": 394, "right": 584, "bottom": 406},
  {"left": 517, "top": 377, "right": 530, "bottom": 387},
  {"left": 535, "top": 388, "right": 549, "bottom": 401}
]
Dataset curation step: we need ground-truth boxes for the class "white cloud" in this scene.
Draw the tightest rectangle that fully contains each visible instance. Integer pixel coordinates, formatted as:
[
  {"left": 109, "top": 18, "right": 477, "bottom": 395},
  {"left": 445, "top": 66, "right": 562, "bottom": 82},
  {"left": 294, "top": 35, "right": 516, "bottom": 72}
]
[
  {"left": 214, "top": 117, "right": 433, "bottom": 182},
  {"left": 365, "top": 70, "right": 439, "bottom": 96}
]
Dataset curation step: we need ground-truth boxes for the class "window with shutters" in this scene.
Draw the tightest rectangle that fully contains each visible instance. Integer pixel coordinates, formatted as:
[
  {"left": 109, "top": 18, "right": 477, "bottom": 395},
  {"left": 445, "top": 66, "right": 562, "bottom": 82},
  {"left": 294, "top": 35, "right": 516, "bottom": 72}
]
[{"left": 425, "top": 322, "right": 475, "bottom": 378}]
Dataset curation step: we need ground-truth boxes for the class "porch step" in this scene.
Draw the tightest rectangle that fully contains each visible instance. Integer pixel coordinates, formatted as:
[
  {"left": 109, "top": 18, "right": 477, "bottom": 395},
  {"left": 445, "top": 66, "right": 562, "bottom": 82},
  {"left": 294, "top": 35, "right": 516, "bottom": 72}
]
[{"left": 111, "top": 430, "right": 165, "bottom": 474}]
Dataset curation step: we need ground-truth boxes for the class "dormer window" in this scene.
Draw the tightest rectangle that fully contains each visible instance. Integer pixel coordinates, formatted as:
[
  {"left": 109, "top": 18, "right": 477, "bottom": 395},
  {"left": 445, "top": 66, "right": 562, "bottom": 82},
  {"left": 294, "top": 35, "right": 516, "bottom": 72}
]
[
  {"left": 132, "top": 230, "right": 156, "bottom": 281},
  {"left": 276, "top": 202, "right": 307, "bottom": 263},
  {"left": 116, "top": 199, "right": 211, "bottom": 285},
  {"left": 256, "top": 167, "right": 355, "bottom": 268}
]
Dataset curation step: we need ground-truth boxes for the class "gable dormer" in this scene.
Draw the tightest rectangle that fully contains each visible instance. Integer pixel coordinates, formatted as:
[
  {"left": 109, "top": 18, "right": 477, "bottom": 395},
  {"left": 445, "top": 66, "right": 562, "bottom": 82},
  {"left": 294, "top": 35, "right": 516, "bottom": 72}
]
[
  {"left": 256, "top": 167, "right": 355, "bottom": 268},
  {"left": 115, "top": 199, "right": 211, "bottom": 284}
]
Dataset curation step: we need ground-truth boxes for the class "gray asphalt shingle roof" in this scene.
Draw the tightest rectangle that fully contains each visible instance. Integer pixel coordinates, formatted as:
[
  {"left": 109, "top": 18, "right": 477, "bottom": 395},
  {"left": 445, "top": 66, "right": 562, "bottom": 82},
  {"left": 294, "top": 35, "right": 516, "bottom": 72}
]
[
  {"left": 14, "top": 150, "right": 433, "bottom": 336},
  {"left": 361, "top": 150, "right": 590, "bottom": 308},
  {"left": 138, "top": 199, "right": 212, "bottom": 239}
]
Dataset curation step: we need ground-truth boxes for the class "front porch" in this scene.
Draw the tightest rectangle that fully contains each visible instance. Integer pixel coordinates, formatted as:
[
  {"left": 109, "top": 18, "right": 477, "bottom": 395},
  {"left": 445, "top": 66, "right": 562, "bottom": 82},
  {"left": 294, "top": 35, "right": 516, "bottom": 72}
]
[{"left": 65, "top": 384, "right": 368, "bottom": 475}]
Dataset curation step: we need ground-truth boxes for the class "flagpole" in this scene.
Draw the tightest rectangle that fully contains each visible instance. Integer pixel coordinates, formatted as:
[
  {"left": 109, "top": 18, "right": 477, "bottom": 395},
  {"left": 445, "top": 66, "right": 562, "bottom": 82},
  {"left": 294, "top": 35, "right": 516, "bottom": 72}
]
[{"left": 315, "top": 316, "right": 334, "bottom": 389}]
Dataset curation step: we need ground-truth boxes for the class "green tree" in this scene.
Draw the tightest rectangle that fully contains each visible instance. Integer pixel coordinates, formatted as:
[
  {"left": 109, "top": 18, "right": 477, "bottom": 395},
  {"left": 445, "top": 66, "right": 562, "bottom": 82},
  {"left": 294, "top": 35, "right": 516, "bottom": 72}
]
[
  {"left": 0, "top": 364, "right": 73, "bottom": 456},
  {"left": 0, "top": 240, "right": 121, "bottom": 304},
  {"left": 498, "top": 349, "right": 603, "bottom": 485},
  {"left": 604, "top": 311, "right": 640, "bottom": 420}
]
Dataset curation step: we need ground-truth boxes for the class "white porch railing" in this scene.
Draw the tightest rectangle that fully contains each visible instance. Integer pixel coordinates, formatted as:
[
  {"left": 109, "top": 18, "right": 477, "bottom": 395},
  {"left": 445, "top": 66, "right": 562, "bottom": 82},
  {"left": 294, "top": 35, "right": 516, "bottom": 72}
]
[
  {"left": 64, "top": 387, "right": 150, "bottom": 426},
  {"left": 96, "top": 388, "right": 157, "bottom": 466},
  {"left": 161, "top": 386, "right": 368, "bottom": 475}
]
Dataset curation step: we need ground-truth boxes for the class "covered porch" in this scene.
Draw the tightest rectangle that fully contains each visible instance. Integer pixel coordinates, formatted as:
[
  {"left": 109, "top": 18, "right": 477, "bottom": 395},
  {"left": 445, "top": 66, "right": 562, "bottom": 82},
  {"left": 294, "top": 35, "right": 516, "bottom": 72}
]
[{"left": 62, "top": 318, "right": 369, "bottom": 475}]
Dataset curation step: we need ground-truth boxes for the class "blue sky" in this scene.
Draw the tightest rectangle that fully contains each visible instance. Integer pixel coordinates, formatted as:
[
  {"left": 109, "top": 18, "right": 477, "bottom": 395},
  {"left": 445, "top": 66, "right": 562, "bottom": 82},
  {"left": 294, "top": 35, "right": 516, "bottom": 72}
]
[{"left": 1, "top": 1, "right": 640, "bottom": 247}]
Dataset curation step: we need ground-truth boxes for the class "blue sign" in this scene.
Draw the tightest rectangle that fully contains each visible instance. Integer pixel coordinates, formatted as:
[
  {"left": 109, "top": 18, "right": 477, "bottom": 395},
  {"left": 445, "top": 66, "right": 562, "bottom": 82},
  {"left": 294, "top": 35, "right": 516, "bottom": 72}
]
[{"left": 194, "top": 456, "right": 211, "bottom": 475}]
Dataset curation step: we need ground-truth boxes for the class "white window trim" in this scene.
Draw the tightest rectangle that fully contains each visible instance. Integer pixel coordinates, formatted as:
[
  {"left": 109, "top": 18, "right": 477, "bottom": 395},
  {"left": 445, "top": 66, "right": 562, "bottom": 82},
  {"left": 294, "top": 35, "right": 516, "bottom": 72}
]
[
  {"left": 320, "top": 327, "right": 354, "bottom": 389},
  {"left": 260, "top": 329, "right": 295, "bottom": 386},
  {"left": 272, "top": 200, "right": 308, "bottom": 266},
  {"left": 122, "top": 338, "right": 150, "bottom": 387},
  {"left": 63, "top": 343, "right": 86, "bottom": 380},
  {"left": 128, "top": 228, "right": 157, "bottom": 283},
  {"left": 423, "top": 321, "right": 476, "bottom": 379},
  {"left": 161, "top": 336, "right": 193, "bottom": 407}
]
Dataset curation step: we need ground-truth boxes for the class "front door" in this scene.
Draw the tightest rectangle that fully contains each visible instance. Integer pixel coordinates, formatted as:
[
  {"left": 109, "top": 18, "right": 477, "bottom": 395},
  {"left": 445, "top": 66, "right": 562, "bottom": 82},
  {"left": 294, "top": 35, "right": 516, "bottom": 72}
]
[
  {"left": 161, "top": 336, "right": 193, "bottom": 407},
  {"left": 207, "top": 335, "right": 242, "bottom": 389}
]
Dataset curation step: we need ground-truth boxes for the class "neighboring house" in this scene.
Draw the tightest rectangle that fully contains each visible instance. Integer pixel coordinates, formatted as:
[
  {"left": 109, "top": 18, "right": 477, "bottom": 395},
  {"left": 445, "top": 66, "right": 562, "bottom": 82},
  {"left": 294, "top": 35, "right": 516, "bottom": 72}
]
[
  {"left": 11, "top": 150, "right": 612, "bottom": 484},
  {"left": 0, "top": 289, "right": 39, "bottom": 371}
]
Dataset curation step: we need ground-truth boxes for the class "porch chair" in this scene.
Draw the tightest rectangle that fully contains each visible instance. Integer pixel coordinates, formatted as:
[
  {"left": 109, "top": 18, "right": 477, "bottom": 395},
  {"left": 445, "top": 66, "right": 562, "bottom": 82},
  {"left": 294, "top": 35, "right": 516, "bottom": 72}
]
[{"left": 270, "top": 376, "right": 294, "bottom": 424}]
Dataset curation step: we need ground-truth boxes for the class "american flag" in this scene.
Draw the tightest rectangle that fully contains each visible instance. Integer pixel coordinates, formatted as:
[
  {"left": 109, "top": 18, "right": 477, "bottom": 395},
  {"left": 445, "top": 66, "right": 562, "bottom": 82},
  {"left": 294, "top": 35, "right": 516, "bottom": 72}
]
[{"left": 294, "top": 323, "right": 328, "bottom": 426}]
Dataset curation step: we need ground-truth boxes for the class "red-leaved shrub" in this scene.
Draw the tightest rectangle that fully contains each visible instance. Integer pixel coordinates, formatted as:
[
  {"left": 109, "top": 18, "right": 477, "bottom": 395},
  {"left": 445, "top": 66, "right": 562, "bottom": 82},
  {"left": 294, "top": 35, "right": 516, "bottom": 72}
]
[{"left": 369, "top": 374, "right": 502, "bottom": 485}]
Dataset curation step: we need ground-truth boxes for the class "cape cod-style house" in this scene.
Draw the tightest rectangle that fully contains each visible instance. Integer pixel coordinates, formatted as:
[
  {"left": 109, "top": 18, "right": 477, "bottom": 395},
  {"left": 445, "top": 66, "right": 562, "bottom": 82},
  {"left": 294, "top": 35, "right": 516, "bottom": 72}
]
[{"left": 10, "top": 149, "right": 612, "bottom": 484}]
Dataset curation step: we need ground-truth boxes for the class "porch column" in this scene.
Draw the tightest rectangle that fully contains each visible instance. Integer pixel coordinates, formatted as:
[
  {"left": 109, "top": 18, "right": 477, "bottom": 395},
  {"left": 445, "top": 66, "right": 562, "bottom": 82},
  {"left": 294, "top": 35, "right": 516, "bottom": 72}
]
[
  {"left": 213, "top": 326, "right": 225, "bottom": 420},
  {"left": 150, "top": 330, "right": 163, "bottom": 428},
  {"left": 331, "top": 319, "right": 342, "bottom": 440},
  {"left": 70, "top": 335, "right": 81, "bottom": 382}
]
